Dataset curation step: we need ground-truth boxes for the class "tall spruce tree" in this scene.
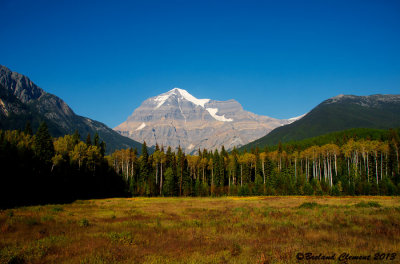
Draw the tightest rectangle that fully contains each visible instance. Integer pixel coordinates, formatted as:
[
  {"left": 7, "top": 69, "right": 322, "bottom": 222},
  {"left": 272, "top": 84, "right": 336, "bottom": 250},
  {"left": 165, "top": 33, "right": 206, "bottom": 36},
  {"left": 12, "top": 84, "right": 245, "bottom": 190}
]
[
  {"left": 73, "top": 130, "right": 80, "bottom": 145},
  {"left": 24, "top": 122, "right": 33, "bottom": 135},
  {"left": 34, "top": 122, "right": 54, "bottom": 162},
  {"left": 94, "top": 132, "right": 100, "bottom": 147},
  {"left": 86, "top": 133, "right": 92, "bottom": 146},
  {"left": 140, "top": 141, "right": 149, "bottom": 185}
]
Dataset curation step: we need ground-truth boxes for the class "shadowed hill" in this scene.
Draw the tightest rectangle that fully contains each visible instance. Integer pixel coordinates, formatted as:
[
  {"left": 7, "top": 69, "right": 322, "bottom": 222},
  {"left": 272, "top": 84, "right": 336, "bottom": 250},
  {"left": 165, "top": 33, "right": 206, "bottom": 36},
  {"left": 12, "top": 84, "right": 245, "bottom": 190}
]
[{"left": 240, "top": 94, "right": 400, "bottom": 150}]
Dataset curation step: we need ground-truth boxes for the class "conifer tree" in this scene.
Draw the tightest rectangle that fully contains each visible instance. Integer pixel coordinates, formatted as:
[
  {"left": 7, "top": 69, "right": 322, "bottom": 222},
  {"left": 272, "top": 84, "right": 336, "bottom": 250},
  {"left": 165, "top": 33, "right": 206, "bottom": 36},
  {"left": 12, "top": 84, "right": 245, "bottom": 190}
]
[
  {"left": 100, "top": 141, "right": 106, "bottom": 157},
  {"left": 140, "top": 141, "right": 150, "bottom": 186},
  {"left": 141, "top": 141, "right": 149, "bottom": 162},
  {"left": 24, "top": 122, "right": 33, "bottom": 135},
  {"left": 163, "top": 167, "right": 176, "bottom": 196},
  {"left": 86, "top": 133, "right": 92, "bottom": 146},
  {"left": 177, "top": 146, "right": 184, "bottom": 195},
  {"left": 34, "top": 122, "right": 54, "bottom": 162},
  {"left": 73, "top": 130, "right": 80, "bottom": 145},
  {"left": 94, "top": 132, "right": 100, "bottom": 147}
]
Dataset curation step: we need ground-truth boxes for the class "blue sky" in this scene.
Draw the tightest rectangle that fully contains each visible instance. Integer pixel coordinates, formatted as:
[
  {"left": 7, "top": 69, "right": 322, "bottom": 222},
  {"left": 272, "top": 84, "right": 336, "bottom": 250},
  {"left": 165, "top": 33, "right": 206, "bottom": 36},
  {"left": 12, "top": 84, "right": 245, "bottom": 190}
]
[{"left": 1, "top": 0, "right": 399, "bottom": 127}]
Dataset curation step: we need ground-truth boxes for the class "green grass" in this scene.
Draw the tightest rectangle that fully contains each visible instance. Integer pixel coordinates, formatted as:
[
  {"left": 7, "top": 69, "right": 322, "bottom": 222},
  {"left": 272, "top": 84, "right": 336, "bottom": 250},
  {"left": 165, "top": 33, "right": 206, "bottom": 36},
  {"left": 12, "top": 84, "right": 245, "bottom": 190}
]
[{"left": 0, "top": 196, "right": 399, "bottom": 263}]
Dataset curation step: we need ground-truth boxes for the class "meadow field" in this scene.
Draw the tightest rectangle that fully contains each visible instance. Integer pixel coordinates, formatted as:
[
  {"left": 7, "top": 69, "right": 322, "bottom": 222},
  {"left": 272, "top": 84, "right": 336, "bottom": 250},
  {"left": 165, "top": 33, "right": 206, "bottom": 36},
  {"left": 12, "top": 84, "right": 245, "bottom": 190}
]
[{"left": 1, "top": 196, "right": 399, "bottom": 264}]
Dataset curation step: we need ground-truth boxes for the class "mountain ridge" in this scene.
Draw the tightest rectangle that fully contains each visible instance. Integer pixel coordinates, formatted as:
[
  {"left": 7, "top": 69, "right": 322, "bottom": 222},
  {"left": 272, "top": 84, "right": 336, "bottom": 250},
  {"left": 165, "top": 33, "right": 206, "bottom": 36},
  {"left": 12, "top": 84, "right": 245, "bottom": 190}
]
[
  {"left": 0, "top": 65, "right": 145, "bottom": 154},
  {"left": 239, "top": 93, "right": 400, "bottom": 150}
]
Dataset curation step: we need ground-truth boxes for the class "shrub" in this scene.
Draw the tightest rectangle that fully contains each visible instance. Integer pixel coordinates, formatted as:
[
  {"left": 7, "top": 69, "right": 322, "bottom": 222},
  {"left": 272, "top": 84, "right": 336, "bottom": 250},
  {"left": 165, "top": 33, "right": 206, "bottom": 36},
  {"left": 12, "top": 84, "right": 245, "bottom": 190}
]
[
  {"left": 79, "top": 218, "right": 90, "bottom": 227},
  {"left": 107, "top": 232, "right": 134, "bottom": 245}
]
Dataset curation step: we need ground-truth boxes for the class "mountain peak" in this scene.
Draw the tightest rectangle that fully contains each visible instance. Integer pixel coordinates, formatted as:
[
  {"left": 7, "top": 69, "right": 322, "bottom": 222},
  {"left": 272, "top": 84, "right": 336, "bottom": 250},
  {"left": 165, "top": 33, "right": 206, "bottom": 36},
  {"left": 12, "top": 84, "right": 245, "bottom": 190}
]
[
  {"left": 168, "top": 87, "right": 187, "bottom": 94},
  {"left": 0, "top": 65, "right": 46, "bottom": 103},
  {"left": 153, "top": 88, "right": 210, "bottom": 109},
  {"left": 115, "top": 88, "right": 300, "bottom": 153}
]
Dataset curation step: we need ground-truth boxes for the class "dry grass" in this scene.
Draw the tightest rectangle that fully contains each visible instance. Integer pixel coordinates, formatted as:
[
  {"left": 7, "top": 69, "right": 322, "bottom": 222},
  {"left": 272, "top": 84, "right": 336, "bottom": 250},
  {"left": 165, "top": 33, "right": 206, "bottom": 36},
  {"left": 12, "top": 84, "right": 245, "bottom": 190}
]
[{"left": 1, "top": 196, "right": 399, "bottom": 263}]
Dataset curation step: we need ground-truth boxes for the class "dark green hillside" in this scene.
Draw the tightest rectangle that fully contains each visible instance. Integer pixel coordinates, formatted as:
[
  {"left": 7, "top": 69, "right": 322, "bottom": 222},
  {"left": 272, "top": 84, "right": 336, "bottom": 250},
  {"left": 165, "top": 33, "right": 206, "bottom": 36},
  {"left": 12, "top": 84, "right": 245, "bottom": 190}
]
[
  {"left": 241, "top": 94, "right": 400, "bottom": 150},
  {"left": 241, "top": 127, "right": 395, "bottom": 152}
]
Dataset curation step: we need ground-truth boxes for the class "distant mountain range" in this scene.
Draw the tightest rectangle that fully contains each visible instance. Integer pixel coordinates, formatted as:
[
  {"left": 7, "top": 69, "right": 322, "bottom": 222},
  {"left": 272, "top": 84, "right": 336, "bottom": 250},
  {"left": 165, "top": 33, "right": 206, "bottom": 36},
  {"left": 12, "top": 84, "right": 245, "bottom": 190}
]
[
  {"left": 0, "top": 65, "right": 144, "bottom": 153},
  {"left": 114, "top": 88, "right": 303, "bottom": 153},
  {"left": 241, "top": 94, "right": 400, "bottom": 150},
  {"left": 2, "top": 65, "right": 398, "bottom": 154}
]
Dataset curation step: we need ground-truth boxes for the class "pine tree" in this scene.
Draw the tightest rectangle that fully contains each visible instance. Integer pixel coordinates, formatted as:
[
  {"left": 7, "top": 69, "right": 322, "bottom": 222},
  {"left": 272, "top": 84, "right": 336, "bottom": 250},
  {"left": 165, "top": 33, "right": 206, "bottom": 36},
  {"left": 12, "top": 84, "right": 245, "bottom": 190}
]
[
  {"left": 177, "top": 146, "right": 184, "bottom": 196},
  {"left": 34, "top": 122, "right": 55, "bottom": 162},
  {"left": 141, "top": 141, "right": 149, "bottom": 162},
  {"left": 86, "top": 133, "right": 92, "bottom": 146},
  {"left": 94, "top": 132, "right": 100, "bottom": 147},
  {"left": 163, "top": 167, "right": 176, "bottom": 196},
  {"left": 100, "top": 141, "right": 106, "bottom": 157},
  {"left": 24, "top": 122, "right": 33, "bottom": 135},
  {"left": 73, "top": 130, "right": 80, "bottom": 145},
  {"left": 139, "top": 141, "right": 150, "bottom": 189}
]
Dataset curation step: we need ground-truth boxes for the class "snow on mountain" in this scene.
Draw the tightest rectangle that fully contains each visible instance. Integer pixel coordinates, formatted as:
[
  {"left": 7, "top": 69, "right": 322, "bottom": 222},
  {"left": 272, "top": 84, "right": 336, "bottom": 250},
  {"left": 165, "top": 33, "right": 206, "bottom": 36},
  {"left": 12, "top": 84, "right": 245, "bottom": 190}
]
[
  {"left": 287, "top": 113, "right": 307, "bottom": 124},
  {"left": 135, "top": 122, "right": 146, "bottom": 131},
  {"left": 114, "top": 88, "right": 304, "bottom": 153},
  {"left": 154, "top": 88, "right": 232, "bottom": 122},
  {"left": 154, "top": 88, "right": 210, "bottom": 109},
  {"left": 206, "top": 108, "right": 233, "bottom": 122}
]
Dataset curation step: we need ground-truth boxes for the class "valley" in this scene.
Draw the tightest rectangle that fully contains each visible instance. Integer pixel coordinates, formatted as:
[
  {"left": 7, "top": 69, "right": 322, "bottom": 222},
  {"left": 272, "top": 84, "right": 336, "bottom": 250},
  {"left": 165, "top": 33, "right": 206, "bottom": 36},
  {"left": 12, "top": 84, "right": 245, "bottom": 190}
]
[{"left": 1, "top": 1, "right": 399, "bottom": 263}]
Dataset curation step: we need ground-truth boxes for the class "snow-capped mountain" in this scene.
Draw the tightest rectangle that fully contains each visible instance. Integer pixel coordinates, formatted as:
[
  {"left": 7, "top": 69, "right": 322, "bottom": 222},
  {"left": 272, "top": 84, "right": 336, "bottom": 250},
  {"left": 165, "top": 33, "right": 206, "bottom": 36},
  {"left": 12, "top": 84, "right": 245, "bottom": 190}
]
[{"left": 114, "top": 88, "right": 302, "bottom": 153}]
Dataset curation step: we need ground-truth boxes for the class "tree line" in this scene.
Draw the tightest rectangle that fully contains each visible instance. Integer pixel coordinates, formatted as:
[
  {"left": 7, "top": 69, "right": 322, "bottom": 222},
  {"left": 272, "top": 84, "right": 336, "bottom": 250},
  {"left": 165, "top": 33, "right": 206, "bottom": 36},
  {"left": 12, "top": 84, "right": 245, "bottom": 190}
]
[
  {"left": 0, "top": 122, "right": 126, "bottom": 208},
  {"left": 110, "top": 129, "right": 400, "bottom": 197},
  {"left": 1, "top": 123, "right": 399, "bottom": 208}
]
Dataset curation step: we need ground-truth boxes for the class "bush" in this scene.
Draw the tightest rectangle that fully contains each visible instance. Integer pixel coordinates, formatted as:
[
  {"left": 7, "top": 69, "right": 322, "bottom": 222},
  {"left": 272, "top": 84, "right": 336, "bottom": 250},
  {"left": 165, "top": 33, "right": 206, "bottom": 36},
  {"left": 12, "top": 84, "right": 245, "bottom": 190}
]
[
  {"left": 78, "top": 218, "right": 89, "bottom": 227},
  {"left": 107, "top": 232, "right": 134, "bottom": 245},
  {"left": 311, "top": 179, "right": 323, "bottom": 195},
  {"left": 303, "top": 182, "right": 314, "bottom": 195}
]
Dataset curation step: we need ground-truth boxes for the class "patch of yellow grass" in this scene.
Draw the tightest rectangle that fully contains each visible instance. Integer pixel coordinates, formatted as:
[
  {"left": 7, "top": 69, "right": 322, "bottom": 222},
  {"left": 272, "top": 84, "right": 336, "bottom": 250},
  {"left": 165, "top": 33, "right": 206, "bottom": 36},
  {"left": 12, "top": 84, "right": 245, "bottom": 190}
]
[{"left": 1, "top": 196, "right": 399, "bottom": 263}]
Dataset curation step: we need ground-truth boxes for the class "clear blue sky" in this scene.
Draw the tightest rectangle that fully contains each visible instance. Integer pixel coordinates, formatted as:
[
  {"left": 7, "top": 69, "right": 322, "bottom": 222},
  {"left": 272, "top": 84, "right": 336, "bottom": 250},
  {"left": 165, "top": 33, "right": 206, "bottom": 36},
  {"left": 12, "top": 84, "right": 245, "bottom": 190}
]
[{"left": 1, "top": 0, "right": 399, "bottom": 128}]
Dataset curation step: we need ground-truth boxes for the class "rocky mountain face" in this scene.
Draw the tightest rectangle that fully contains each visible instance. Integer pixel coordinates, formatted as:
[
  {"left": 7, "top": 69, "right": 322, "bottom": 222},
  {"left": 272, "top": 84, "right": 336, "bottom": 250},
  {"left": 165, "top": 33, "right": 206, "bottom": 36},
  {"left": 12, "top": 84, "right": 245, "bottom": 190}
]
[
  {"left": 115, "top": 88, "right": 302, "bottom": 153},
  {"left": 240, "top": 93, "right": 400, "bottom": 150},
  {"left": 0, "top": 65, "right": 144, "bottom": 153}
]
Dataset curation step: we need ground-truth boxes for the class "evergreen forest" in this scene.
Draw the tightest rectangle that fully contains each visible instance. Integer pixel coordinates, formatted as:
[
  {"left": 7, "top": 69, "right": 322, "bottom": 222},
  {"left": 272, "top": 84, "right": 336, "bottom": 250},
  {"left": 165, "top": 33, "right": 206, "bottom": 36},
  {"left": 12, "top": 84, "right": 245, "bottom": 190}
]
[
  {"left": 1, "top": 123, "right": 400, "bottom": 208},
  {"left": 0, "top": 123, "right": 125, "bottom": 208}
]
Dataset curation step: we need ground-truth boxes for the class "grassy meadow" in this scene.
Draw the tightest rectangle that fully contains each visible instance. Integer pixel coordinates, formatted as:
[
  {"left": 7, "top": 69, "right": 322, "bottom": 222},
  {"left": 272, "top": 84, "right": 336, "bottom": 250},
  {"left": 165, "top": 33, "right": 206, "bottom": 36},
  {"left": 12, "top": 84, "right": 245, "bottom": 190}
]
[{"left": 1, "top": 196, "right": 400, "bottom": 264}]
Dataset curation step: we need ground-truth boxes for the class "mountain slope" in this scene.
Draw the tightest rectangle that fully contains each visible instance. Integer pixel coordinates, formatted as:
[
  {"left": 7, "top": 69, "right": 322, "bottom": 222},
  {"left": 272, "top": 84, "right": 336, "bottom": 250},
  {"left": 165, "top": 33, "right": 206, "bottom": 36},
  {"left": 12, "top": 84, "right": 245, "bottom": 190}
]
[
  {"left": 240, "top": 94, "right": 400, "bottom": 150},
  {"left": 114, "top": 88, "right": 302, "bottom": 153},
  {"left": 0, "top": 65, "right": 144, "bottom": 153}
]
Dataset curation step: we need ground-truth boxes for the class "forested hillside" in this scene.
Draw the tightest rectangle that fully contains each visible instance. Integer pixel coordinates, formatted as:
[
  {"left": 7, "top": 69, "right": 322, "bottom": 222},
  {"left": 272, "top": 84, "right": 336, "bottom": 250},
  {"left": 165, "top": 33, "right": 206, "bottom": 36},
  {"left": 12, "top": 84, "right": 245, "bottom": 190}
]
[
  {"left": 0, "top": 123, "right": 126, "bottom": 208},
  {"left": 241, "top": 128, "right": 393, "bottom": 152},
  {"left": 242, "top": 94, "right": 400, "bottom": 149}
]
